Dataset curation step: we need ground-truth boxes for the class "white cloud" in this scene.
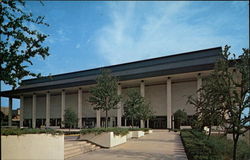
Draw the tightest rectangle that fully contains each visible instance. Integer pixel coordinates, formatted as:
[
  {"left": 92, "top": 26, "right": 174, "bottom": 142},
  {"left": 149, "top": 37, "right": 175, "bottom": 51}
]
[
  {"left": 95, "top": 1, "right": 248, "bottom": 65},
  {"left": 76, "top": 44, "right": 81, "bottom": 49}
]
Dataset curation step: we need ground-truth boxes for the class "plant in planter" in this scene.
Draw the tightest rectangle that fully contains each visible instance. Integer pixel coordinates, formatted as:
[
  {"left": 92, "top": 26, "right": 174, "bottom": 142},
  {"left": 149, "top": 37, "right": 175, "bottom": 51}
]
[
  {"left": 138, "top": 102, "right": 154, "bottom": 128},
  {"left": 123, "top": 89, "right": 152, "bottom": 128},
  {"left": 174, "top": 109, "right": 187, "bottom": 129},
  {"left": 89, "top": 69, "right": 121, "bottom": 128},
  {"left": 79, "top": 128, "right": 129, "bottom": 148},
  {"left": 63, "top": 108, "right": 77, "bottom": 131}
]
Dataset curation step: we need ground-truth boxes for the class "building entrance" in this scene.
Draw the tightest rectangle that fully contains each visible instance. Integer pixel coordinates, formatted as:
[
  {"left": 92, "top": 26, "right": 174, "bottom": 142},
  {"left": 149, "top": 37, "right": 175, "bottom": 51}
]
[{"left": 149, "top": 116, "right": 167, "bottom": 129}]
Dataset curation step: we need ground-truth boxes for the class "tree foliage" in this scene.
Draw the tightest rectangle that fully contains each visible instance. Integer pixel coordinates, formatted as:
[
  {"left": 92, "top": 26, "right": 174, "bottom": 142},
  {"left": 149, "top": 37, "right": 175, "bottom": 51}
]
[
  {"left": 123, "top": 89, "right": 153, "bottom": 127},
  {"left": 0, "top": 0, "right": 49, "bottom": 88},
  {"left": 63, "top": 108, "right": 77, "bottom": 131},
  {"left": 89, "top": 69, "right": 121, "bottom": 128},
  {"left": 173, "top": 109, "right": 187, "bottom": 129},
  {"left": 187, "top": 85, "right": 225, "bottom": 135},
  {"left": 188, "top": 45, "right": 250, "bottom": 160}
]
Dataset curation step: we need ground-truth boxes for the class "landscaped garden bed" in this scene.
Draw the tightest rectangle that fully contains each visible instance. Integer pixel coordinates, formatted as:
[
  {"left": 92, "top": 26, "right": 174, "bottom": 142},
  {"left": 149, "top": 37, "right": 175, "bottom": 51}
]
[
  {"left": 1, "top": 128, "right": 64, "bottom": 160},
  {"left": 79, "top": 128, "right": 129, "bottom": 148},
  {"left": 78, "top": 128, "right": 152, "bottom": 147},
  {"left": 180, "top": 129, "right": 250, "bottom": 160}
]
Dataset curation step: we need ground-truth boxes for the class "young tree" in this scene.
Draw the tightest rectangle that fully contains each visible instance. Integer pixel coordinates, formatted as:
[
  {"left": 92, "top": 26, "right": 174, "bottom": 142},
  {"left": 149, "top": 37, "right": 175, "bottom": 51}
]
[
  {"left": 1, "top": 0, "right": 50, "bottom": 88},
  {"left": 63, "top": 108, "right": 78, "bottom": 131},
  {"left": 217, "top": 46, "right": 250, "bottom": 160},
  {"left": 124, "top": 89, "right": 153, "bottom": 128},
  {"left": 188, "top": 90, "right": 224, "bottom": 137},
  {"left": 173, "top": 109, "right": 187, "bottom": 129},
  {"left": 188, "top": 45, "right": 250, "bottom": 159},
  {"left": 89, "top": 69, "right": 121, "bottom": 128}
]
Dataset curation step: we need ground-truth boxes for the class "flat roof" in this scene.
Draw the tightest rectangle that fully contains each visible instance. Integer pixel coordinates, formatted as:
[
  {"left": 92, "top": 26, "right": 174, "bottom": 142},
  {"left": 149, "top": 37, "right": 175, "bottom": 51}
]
[{"left": 0, "top": 47, "right": 222, "bottom": 97}]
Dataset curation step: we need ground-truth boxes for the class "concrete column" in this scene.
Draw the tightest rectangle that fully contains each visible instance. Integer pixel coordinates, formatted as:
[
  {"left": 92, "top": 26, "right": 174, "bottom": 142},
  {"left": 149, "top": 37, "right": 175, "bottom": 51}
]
[
  {"left": 140, "top": 80, "right": 145, "bottom": 128},
  {"left": 8, "top": 97, "right": 13, "bottom": 126},
  {"left": 46, "top": 92, "right": 50, "bottom": 127},
  {"left": 117, "top": 84, "right": 122, "bottom": 127},
  {"left": 147, "top": 119, "right": 149, "bottom": 128},
  {"left": 20, "top": 95, "right": 24, "bottom": 127},
  {"left": 32, "top": 94, "right": 36, "bottom": 128},
  {"left": 110, "top": 117, "right": 113, "bottom": 127},
  {"left": 78, "top": 88, "right": 82, "bottom": 128},
  {"left": 96, "top": 110, "right": 101, "bottom": 128},
  {"left": 61, "top": 90, "right": 65, "bottom": 127},
  {"left": 167, "top": 78, "right": 172, "bottom": 129},
  {"left": 125, "top": 118, "right": 127, "bottom": 126},
  {"left": 197, "top": 73, "right": 202, "bottom": 99}
]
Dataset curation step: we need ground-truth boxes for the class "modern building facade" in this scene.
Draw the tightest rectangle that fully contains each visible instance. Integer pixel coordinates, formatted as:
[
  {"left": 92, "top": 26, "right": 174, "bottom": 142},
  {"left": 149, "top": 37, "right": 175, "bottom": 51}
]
[{"left": 0, "top": 47, "right": 222, "bottom": 129}]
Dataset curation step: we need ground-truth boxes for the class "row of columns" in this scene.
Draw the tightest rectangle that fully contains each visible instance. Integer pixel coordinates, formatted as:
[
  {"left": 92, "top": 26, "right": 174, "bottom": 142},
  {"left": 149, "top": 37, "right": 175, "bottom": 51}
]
[{"left": 11, "top": 74, "right": 202, "bottom": 129}]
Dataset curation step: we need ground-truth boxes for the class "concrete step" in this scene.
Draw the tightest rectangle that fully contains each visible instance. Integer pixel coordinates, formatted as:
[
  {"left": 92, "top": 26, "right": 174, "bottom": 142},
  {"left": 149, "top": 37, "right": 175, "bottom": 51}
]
[
  {"left": 64, "top": 145, "right": 82, "bottom": 152},
  {"left": 64, "top": 140, "right": 101, "bottom": 159},
  {"left": 65, "top": 149, "right": 83, "bottom": 159},
  {"left": 64, "top": 141, "right": 87, "bottom": 148}
]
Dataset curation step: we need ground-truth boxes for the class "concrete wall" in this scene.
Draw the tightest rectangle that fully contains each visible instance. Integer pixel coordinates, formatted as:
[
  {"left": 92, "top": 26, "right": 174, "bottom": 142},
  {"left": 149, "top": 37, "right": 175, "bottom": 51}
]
[
  {"left": 65, "top": 93, "right": 78, "bottom": 115},
  {"left": 1, "top": 134, "right": 64, "bottom": 160},
  {"left": 82, "top": 92, "right": 96, "bottom": 118},
  {"left": 23, "top": 97, "right": 32, "bottom": 119},
  {"left": 23, "top": 81, "right": 197, "bottom": 120},
  {"left": 172, "top": 81, "right": 197, "bottom": 115},
  {"left": 50, "top": 95, "right": 61, "bottom": 118},
  {"left": 145, "top": 84, "right": 167, "bottom": 116},
  {"left": 79, "top": 132, "right": 127, "bottom": 148},
  {"left": 36, "top": 96, "right": 45, "bottom": 119}
]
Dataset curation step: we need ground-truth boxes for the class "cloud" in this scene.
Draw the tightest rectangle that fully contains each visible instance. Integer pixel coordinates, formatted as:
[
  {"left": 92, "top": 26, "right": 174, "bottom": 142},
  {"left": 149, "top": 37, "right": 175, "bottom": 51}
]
[
  {"left": 95, "top": 1, "right": 249, "bottom": 65},
  {"left": 76, "top": 44, "right": 81, "bottom": 49}
]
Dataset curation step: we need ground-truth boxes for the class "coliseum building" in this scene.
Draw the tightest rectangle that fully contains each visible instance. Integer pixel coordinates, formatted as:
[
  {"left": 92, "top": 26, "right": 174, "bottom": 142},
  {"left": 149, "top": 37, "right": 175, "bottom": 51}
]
[{"left": 0, "top": 47, "right": 222, "bottom": 129}]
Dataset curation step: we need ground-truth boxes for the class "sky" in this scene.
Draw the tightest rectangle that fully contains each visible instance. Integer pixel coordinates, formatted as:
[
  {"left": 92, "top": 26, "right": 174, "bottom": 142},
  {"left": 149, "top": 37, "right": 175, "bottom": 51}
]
[{"left": 1, "top": 1, "right": 249, "bottom": 109}]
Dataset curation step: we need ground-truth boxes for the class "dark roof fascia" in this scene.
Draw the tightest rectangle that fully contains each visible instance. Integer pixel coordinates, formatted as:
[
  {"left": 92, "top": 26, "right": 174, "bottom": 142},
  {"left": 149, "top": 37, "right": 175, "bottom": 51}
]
[
  {"left": 21, "top": 47, "right": 222, "bottom": 85},
  {"left": 0, "top": 63, "right": 215, "bottom": 98}
]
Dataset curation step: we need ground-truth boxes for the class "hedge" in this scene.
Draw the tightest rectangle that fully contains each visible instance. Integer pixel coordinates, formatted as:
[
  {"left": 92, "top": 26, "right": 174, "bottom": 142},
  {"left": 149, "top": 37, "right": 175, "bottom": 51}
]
[
  {"left": 80, "top": 127, "right": 151, "bottom": 136},
  {"left": 80, "top": 128, "right": 129, "bottom": 136},
  {"left": 128, "top": 128, "right": 150, "bottom": 132},
  {"left": 1, "top": 128, "right": 63, "bottom": 136}
]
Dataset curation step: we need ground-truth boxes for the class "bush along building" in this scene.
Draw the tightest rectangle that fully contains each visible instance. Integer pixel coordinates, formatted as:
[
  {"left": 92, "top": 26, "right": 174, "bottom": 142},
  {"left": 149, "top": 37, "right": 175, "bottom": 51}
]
[{"left": 0, "top": 47, "right": 223, "bottom": 129}]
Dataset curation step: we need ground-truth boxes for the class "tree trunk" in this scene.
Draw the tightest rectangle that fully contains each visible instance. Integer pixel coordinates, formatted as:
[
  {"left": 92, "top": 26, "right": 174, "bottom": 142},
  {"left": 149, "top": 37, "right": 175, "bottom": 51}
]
[
  {"left": 132, "top": 117, "right": 134, "bottom": 128},
  {"left": 233, "top": 135, "right": 239, "bottom": 160},
  {"left": 208, "top": 125, "right": 212, "bottom": 139},
  {"left": 105, "top": 110, "right": 108, "bottom": 128}
]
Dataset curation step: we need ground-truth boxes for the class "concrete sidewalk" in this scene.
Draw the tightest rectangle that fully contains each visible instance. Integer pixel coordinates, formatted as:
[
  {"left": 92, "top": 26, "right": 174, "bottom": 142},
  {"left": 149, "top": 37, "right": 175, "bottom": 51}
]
[{"left": 67, "top": 130, "right": 188, "bottom": 160}]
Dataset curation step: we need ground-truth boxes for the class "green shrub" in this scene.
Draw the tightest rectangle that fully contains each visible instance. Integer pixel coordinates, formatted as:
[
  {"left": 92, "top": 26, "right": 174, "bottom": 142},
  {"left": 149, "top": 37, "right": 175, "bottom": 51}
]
[
  {"left": 174, "top": 109, "right": 187, "bottom": 129},
  {"left": 128, "top": 128, "right": 150, "bottom": 132},
  {"left": 80, "top": 128, "right": 129, "bottom": 136},
  {"left": 63, "top": 131, "right": 80, "bottom": 135},
  {"left": 237, "top": 140, "right": 250, "bottom": 160},
  {"left": 180, "top": 130, "right": 250, "bottom": 160},
  {"left": 1, "top": 128, "right": 62, "bottom": 136}
]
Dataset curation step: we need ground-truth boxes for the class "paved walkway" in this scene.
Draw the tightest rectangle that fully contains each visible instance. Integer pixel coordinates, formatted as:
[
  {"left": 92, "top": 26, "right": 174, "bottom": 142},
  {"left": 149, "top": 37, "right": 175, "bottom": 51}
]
[{"left": 68, "top": 130, "right": 188, "bottom": 160}]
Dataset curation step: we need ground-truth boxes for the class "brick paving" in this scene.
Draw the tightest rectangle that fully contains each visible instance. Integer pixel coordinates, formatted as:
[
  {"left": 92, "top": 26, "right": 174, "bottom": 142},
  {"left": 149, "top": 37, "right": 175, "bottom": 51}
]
[{"left": 67, "top": 130, "right": 188, "bottom": 160}]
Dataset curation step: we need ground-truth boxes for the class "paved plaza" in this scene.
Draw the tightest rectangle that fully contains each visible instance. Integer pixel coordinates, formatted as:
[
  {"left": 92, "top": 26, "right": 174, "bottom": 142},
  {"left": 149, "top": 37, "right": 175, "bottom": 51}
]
[{"left": 68, "top": 130, "right": 188, "bottom": 160}]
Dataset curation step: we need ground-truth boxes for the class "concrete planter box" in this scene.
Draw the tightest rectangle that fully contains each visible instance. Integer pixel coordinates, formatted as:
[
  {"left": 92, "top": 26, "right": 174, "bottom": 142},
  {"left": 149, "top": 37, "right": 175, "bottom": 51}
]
[
  {"left": 79, "top": 132, "right": 127, "bottom": 148},
  {"left": 145, "top": 130, "right": 153, "bottom": 134},
  {"left": 126, "top": 131, "right": 133, "bottom": 139},
  {"left": 1, "top": 134, "right": 64, "bottom": 160},
  {"left": 180, "top": 126, "right": 192, "bottom": 130},
  {"left": 131, "top": 131, "right": 144, "bottom": 138}
]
